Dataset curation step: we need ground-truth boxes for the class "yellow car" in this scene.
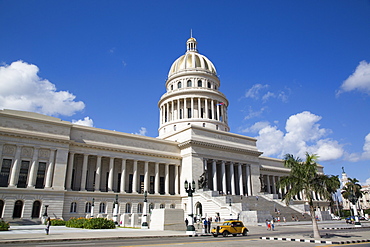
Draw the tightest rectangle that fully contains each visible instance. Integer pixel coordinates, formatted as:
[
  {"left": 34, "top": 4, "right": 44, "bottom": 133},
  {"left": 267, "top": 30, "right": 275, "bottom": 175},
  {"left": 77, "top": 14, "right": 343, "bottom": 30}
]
[{"left": 211, "top": 220, "right": 249, "bottom": 237}]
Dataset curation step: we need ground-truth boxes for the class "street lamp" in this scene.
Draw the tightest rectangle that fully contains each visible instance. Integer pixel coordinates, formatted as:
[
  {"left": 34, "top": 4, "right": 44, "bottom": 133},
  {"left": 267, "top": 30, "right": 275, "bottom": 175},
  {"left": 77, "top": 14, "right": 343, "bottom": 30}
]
[
  {"left": 184, "top": 180, "right": 196, "bottom": 236},
  {"left": 142, "top": 191, "right": 149, "bottom": 229},
  {"left": 112, "top": 194, "right": 119, "bottom": 224},
  {"left": 229, "top": 197, "right": 232, "bottom": 219},
  {"left": 91, "top": 198, "right": 95, "bottom": 218},
  {"left": 43, "top": 205, "right": 49, "bottom": 217},
  {"left": 348, "top": 192, "right": 362, "bottom": 227}
]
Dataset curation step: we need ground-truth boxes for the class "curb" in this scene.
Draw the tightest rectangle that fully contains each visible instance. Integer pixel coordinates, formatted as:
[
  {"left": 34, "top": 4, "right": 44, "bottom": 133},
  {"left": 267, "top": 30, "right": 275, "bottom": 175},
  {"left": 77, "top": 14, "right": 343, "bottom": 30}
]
[
  {"left": 321, "top": 226, "right": 370, "bottom": 230},
  {"left": 260, "top": 236, "right": 370, "bottom": 245}
]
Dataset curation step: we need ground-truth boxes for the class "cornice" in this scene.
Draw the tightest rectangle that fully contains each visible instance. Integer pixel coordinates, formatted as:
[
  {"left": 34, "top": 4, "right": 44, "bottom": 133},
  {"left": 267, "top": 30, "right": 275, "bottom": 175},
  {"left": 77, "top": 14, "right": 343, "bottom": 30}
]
[
  {"left": 178, "top": 139, "right": 263, "bottom": 156},
  {"left": 0, "top": 127, "right": 70, "bottom": 144}
]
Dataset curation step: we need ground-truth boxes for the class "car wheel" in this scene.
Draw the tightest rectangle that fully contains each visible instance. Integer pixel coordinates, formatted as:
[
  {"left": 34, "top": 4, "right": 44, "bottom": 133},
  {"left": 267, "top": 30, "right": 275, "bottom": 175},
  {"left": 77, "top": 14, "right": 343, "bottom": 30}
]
[
  {"left": 222, "top": 231, "right": 229, "bottom": 237},
  {"left": 232, "top": 234, "right": 237, "bottom": 237},
  {"left": 213, "top": 234, "right": 218, "bottom": 238},
  {"left": 242, "top": 229, "right": 248, "bottom": 236}
]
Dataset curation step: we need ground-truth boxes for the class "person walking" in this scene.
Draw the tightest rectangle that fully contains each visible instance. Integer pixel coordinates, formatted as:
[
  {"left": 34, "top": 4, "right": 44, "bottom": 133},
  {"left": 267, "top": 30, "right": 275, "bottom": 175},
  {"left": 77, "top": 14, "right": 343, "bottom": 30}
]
[
  {"left": 185, "top": 218, "right": 189, "bottom": 227},
  {"left": 45, "top": 217, "right": 51, "bottom": 235},
  {"left": 207, "top": 217, "right": 212, "bottom": 234},
  {"left": 203, "top": 218, "right": 208, "bottom": 233},
  {"left": 271, "top": 219, "right": 275, "bottom": 231}
]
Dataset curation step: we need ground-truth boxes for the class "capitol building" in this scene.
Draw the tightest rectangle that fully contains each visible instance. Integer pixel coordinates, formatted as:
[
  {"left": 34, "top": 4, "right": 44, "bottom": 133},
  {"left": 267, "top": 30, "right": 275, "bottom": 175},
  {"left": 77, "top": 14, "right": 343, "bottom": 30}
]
[{"left": 0, "top": 37, "right": 328, "bottom": 226}]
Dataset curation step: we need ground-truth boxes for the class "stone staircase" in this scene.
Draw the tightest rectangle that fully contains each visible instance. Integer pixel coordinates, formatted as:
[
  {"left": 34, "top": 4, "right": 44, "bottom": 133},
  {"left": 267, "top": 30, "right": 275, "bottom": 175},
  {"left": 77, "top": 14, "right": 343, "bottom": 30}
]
[
  {"left": 193, "top": 190, "right": 311, "bottom": 224},
  {"left": 8, "top": 218, "right": 42, "bottom": 226}
]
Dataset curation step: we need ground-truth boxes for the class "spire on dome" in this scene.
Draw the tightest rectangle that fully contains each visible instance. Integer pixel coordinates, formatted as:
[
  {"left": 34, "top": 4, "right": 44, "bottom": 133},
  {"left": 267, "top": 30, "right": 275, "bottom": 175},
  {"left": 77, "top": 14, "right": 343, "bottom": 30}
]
[{"left": 187, "top": 31, "right": 197, "bottom": 52}]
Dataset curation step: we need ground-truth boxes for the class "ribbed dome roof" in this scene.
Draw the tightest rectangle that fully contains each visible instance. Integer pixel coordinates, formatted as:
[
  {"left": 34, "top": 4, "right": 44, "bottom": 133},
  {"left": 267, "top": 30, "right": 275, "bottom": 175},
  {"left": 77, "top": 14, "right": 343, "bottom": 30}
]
[{"left": 168, "top": 37, "right": 217, "bottom": 78}]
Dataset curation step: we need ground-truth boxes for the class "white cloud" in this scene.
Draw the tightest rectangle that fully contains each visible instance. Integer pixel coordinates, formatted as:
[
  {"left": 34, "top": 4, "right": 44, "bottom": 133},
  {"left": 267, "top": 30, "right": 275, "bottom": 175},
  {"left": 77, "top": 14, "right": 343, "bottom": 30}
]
[
  {"left": 246, "top": 111, "right": 344, "bottom": 161},
  {"left": 245, "top": 84, "right": 268, "bottom": 99},
  {"left": 134, "top": 127, "right": 147, "bottom": 136},
  {"left": 337, "top": 60, "right": 370, "bottom": 95},
  {"left": 365, "top": 178, "right": 370, "bottom": 186},
  {"left": 72, "top": 117, "right": 94, "bottom": 127},
  {"left": 345, "top": 133, "right": 370, "bottom": 162},
  {"left": 244, "top": 106, "right": 267, "bottom": 120},
  {"left": 0, "top": 60, "right": 85, "bottom": 116},
  {"left": 245, "top": 83, "right": 289, "bottom": 103}
]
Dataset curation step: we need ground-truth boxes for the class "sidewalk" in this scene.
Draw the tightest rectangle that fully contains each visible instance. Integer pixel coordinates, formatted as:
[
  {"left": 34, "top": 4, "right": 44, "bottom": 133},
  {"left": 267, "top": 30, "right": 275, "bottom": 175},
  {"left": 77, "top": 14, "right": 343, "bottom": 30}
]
[{"left": 0, "top": 220, "right": 369, "bottom": 245}]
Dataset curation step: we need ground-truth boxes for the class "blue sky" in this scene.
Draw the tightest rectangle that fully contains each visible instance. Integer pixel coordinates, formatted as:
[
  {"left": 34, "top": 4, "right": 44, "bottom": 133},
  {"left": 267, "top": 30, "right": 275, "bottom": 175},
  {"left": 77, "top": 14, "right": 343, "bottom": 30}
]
[{"left": 1, "top": 1, "right": 370, "bottom": 185}]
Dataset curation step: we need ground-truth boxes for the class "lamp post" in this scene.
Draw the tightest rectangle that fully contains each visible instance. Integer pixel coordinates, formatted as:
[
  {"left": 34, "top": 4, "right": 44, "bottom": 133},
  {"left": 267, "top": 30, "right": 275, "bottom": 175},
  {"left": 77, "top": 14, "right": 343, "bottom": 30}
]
[
  {"left": 229, "top": 197, "right": 232, "bottom": 219},
  {"left": 184, "top": 180, "right": 196, "bottom": 236},
  {"left": 43, "top": 205, "right": 49, "bottom": 217},
  {"left": 348, "top": 192, "right": 362, "bottom": 227},
  {"left": 91, "top": 198, "right": 95, "bottom": 218},
  {"left": 142, "top": 191, "right": 149, "bottom": 229},
  {"left": 112, "top": 194, "right": 119, "bottom": 225}
]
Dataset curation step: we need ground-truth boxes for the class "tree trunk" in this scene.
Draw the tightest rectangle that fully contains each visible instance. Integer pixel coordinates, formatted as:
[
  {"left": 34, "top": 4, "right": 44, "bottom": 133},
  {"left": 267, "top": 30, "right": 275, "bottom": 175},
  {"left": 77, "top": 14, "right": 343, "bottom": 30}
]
[{"left": 310, "top": 205, "right": 321, "bottom": 239}]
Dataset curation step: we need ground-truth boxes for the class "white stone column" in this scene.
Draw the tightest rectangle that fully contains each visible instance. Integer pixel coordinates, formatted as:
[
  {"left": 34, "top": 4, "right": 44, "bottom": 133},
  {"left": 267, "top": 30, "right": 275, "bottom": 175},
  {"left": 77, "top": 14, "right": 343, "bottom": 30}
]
[
  {"left": 108, "top": 157, "right": 114, "bottom": 192},
  {"left": 133, "top": 160, "right": 138, "bottom": 193},
  {"left": 246, "top": 164, "right": 252, "bottom": 196},
  {"left": 66, "top": 152, "right": 75, "bottom": 190},
  {"left": 221, "top": 160, "right": 226, "bottom": 194},
  {"left": 155, "top": 162, "right": 159, "bottom": 194},
  {"left": 272, "top": 176, "right": 277, "bottom": 194},
  {"left": 144, "top": 161, "right": 149, "bottom": 193},
  {"left": 95, "top": 155, "right": 102, "bottom": 192},
  {"left": 9, "top": 145, "right": 22, "bottom": 187},
  {"left": 229, "top": 162, "right": 235, "bottom": 195},
  {"left": 120, "top": 159, "right": 126, "bottom": 193},
  {"left": 27, "top": 148, "right": 39, "bottom": 188},
  {"left": 211, "top": 100, "right": 214, "bottom": 119},
  {"left": 165, "top": 163, "right": 169, "bottom": 194},
  {"left": 80, "top": 154, "right": 89, "bottom": 191},
  {"left": 198, "top": 98, "right": 201, "bottom": 118},
  {"left": 174, "top": 164, "right": 179, "bottom": 194},
  {"left": 45, "top": 149, "right": 56, "bottom": 188},
  {"left": 238, "top": 163, "right": 243, "bottom": 196},
  {"left": 212, "top": 160, "right": 217, "bottom": 191},
  {"left": 205, "top": 99, "right": 208, "bottom": 119},
  {"left": 265, "top": 175, "right": 271, "bottom": 194}
]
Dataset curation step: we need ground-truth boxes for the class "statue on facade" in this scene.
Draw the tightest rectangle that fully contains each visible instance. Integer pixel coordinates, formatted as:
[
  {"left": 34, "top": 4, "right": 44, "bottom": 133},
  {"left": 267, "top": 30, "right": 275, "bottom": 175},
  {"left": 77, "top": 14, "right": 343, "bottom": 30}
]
[
  {"left": 259, "top": 174, "right": 266, "bottom": 192},
  {"left": 198, "top": 172, "right": 208, "bottom": 189}
]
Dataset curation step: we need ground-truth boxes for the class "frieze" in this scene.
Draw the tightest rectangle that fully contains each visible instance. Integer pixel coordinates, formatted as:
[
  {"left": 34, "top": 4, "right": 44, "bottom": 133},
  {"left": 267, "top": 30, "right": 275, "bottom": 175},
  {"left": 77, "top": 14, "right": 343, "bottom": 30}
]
[
  {"left": 21, "top": 147, "right": 33, "bottom": 157},
  {"left": 39, "top": 149, "right": 50, "bottom": 159},
  {"left": 3, "top": 145, "right": 16, "bottom": 156}
]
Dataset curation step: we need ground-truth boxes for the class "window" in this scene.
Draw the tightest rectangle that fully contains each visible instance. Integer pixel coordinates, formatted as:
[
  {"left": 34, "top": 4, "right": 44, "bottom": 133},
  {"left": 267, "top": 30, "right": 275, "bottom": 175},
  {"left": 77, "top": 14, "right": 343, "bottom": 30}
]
[
  {"left": 137, "top": 203, "right": 143, "bottom": 213},
  {"left": 0, "top": 159, "right": 12, "bottom": 187},
  {"left": 31, "top": 201, "right": 41, "bottom": 218},
  {"left": 70, "top": 202, "right": 77, "bottom": 213},
  {"left": 203, "top": 123, "right": 206, "bottom": 127},
  {"left": 187, "top": 80, "right": 192, "bottom": 87},
  {"left": 160, "top": 204, "right": 165, "bottom": 209},
  {"left": 215, "top": 85, "right": 218, "bottom": 90},
  {"left": 174, "top": 125, "right": 176, "bottom": 131},
  {"left": 188, "top": 108, "right": 192, "bottom": 118},
  {"left": 170, "top": 204, "right": 175, "bottom": 209},
  {"left": 197, "top": 80, "right": 202, "bottom": 87},
  {"left": 17, "top": 160, "right": 30, "bottom": 188},
  {"left": 207, "top": 82, "right": 211, "bottom": 88},
  {"left": 125, "top": 203, "right": 131, "bottom": 213},
  {"left": 0, "top": 200, "right": 3, "bottom": 218},
  {"left": 35, "top": 162, "right": 46, "bottom": 189},
  {"left": 171, "top": 85, "right": 173, "bottom": 90},
  {"left": 85, "top": 202, "right": 92, "bottom": 213},
  {"left": 149, "top": 203, "right": 154, "bottom": 213},
  {"left": 177, "top": 82, "right": 182, "bottom": 89},
  {"left": 99, "top": 202, "right": 106, "bottom": 213}
]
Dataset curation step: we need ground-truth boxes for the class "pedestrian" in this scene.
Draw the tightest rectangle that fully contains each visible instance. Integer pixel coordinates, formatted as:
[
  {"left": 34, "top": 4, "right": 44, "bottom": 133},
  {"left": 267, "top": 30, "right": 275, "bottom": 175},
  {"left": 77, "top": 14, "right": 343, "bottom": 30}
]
[
  {"left": 256, "top": 196, "right": 259, "bottom": 201},
  {"left": 45, "top": 217, "right": 51, "bottom": 235},
  {"left": 207, "top": 217, "right": 211, "bottom": 233},
  {"left": 265, "top": 219, "right": 270, "bottom": 230},
  {"left": 283, "top": 216, "right": 286, "bottom": 223},
  {"left": 271, "top": 219, "right": 275, "bottom": 231},
  {"left": 277, "top": 216, "right": 280, "bottom": 222},
  {"left": 185, "top": 218, "right": 189, "bottom": 227},
  {"left": 203, "top": 218, "right": 208, "bottom": 233}
]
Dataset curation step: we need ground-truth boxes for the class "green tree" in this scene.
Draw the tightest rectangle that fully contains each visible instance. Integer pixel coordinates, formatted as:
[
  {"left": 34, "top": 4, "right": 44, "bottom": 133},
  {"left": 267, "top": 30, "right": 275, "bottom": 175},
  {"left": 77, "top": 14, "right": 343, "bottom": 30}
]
[
  {"left": 277, "top": 153, "right": 340, "bottom": 239},
  {"left": 341, "top": 178, "right": 363, "bottom": 203}
]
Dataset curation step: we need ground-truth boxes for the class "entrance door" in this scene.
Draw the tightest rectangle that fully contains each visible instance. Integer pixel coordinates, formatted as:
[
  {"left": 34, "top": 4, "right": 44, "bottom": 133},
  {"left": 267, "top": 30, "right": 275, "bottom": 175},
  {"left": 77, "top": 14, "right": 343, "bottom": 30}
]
[
  {"left": 31, "top": 201, "right": 41, "bottom": 218},
  {"left": 13, "top": 200, "right": 23, "bottom": 218}
]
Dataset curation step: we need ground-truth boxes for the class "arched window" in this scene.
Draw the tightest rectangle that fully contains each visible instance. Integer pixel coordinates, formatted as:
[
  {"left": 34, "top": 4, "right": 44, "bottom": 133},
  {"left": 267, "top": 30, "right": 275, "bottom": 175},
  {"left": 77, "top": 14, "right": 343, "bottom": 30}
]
[
  {"left": 174, "top": 125, "right": 176, "bottom": 131},
  {"left": 170, "top": 204, "right": 175, "bottom": 209},
  {"left": 0, "top": 200, "right": 4, "bottom": 218},
  {"left": 215, "top": 85, "right": 218, "bottom": 90},
  {"left": 85, "top": 202, "right": 92, "bottom": 213},
  {"left": 159, "top": 204, "right": 165, "bottom": 209},
  {"left": 137, "top": 203, "right": 143, "bottom": 214},
  {"left": 187, "top": 80, "right": 192, "bottom": 87},
  {"left": 207, "top": 82, "right": 211, "bottom": 88},
  {"left": 125, "top": 203, "right": 131, "bottom": 213},
  {"left": 197, "top": 80, "right": 202, "bottom": 87},
  {"left": 99, "top": 202, "right": 106, "bottom": 214},
  {"left": 70, "top": 202, "right": 77, "bottom": 213},
  {"left": 177, "top": 82, "right": 182, "bottom": 89},
  {"left": 13, "top": 200, "right": 23, "bottom": 218},
  {"left": 31, "top": 201, "right": 41, "bottom": 218},
  {"left": 170, "top": 84, "right": 173, "bottom": 90},
  {"left": 149, "top": 203, "right": 154, "bottom": 213},
  {"left": 203, "top": 123, "right": 206, "bottom": 127}
]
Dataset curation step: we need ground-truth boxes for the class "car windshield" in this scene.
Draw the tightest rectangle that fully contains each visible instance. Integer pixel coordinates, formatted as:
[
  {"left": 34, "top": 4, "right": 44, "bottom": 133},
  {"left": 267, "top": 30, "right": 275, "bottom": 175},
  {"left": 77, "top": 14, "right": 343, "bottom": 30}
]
[{"left": 222, "top": 222, "right": 231, "bottom": 226}]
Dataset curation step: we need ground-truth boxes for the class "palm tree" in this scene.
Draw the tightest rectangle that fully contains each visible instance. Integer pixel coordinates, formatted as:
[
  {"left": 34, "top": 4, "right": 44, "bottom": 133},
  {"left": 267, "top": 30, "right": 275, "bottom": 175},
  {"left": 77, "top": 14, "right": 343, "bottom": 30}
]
[
  {"left": 341, "top": 178, "right": 363, "bottom": 225},
  {"left": 277, "top": 153, "right": 340, "bottom": 239}
]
